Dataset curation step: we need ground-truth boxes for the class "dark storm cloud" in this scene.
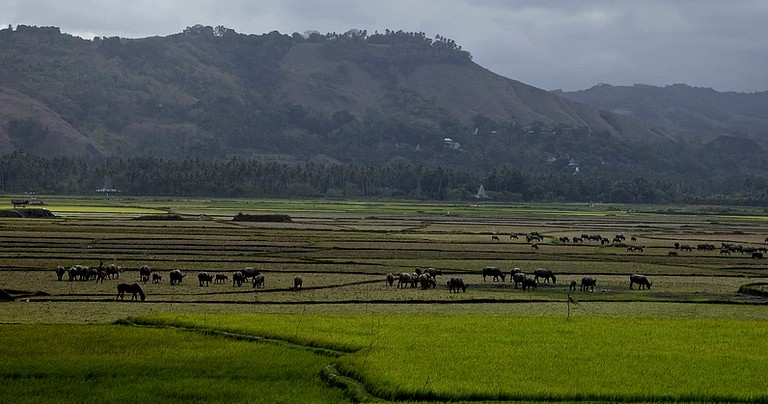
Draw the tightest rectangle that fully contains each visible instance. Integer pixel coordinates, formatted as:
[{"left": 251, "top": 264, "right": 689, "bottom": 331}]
[{"left": 2, "top": 0, "right": 766, "bottom": 92}]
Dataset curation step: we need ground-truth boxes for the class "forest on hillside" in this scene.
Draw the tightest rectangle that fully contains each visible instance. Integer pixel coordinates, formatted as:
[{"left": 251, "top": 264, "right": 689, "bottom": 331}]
[{"left": 2, "top": 153, "right": 768, "bottom": 205}]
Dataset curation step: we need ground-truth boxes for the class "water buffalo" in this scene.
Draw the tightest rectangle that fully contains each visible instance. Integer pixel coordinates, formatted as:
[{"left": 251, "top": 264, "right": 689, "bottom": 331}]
[
  {"left": 397, "top": 272, "right": 415, "bottom": 288},
  {"left": 526, "top": 234, "right": 542, "bottom": 243},
  {"left": 533, "top": 268, "right": 556, "bottom": 284},
  {"left": 55, "top": 265, "right": 66, "bottom": 281},
  {"left": 198, "top": 272, "right": 213, "bottom": 286},
  {"left": 447, "top": 277, "right": 467, "bottom": 292},
  {"left": 240, "top": 267, "right": 260, "bottom": 282},
  {"left": 752, "top": 252, "right": 764, "bottom": 259},
  {"left": 419, "top": 273, "right": 436, "bottom": 289},
  {"left": 386, "top": 273, "right": 395, "bottom": 286},
  {"left": 559, "top": 236, "right": 570, "bottom": 243},
  {"left": 482, "top": 266, "right": 506, "bottom": 282},
  {"left": 139, "top": 266, "right": 151, "bottom": 283},
  {"left": 232, "top": 271, "right": 245, "bottom": 287},
  {"left": 252, "top": 274, "right": 265, "bottom": 288},
  {"left": 512, "top": 272, "right": 526, "bottom": 289},
  {"left": 423, "top": 267, "right": 442, "bottom": 278},
  {"left": 152, "top": 273, "right": 162, "bottom": 283},
  {"left": 580, "top": 277, "right": 596, "bottom": 292},
  {"left": 679, "top": 244, "right": 692, "bottom": 252},
  {"left": 104, "top": 264, "right": 121, "bottom": 279},
  {"left": 293, "top": 275, "right": 303, "bottom": 290},
  {"left": 491, "top": 235, "right": 500, "bottom": 241},
  {"left": 214, "top": 274, "right": 229, "bottom": 284},
  {"left": 521, "top": 277, "right": 537, "bottom": 291},
  {"left": 569, "top": 280, "right": 577, "bottom": 291},
  {"left": 629, "top": 274, "right": 652, "bottom": 290},
  {"left": 169, "top": 269, "right": 185, "bottom": 285},
  {"left": 116, "top": 283, "right": 145, "bottom": 301}
]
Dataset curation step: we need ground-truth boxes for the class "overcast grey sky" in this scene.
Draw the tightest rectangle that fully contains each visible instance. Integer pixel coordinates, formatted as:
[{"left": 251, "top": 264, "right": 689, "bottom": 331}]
[{"left": 3, "top": 0, "right": 767, "bottom": 92}]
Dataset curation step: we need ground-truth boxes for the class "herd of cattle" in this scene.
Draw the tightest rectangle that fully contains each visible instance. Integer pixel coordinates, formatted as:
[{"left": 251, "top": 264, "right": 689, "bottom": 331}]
[
  {"left": 54, "top": 263, "right": 304, "bottom": 293},
  {"left": 500, "top": 231, "right": 768, "bottom": 258},
  {"left": 385, "top": 266, "right": 652, "bottom": 293}
]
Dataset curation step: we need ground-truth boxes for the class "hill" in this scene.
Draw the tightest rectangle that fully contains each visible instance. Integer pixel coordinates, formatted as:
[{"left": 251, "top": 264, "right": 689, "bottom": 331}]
[
  {"left": 556, "top": 83, "right": 768, "bottom": 146},
  {"left": 0, "top": 24, "right": 671, "bottom": 171}
]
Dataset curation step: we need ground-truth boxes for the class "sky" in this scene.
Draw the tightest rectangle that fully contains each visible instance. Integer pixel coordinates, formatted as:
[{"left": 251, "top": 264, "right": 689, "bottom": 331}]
[{"left": 3, "top": 0, "right": 767, "bottom": 93}]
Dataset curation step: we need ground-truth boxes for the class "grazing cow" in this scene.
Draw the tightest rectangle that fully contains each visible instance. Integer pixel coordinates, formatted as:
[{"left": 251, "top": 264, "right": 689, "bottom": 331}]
[
  {"left": 397, "top": 272, "right": 414, "bottom": 288},
  {"left": 521, "top": 277, "right": 537, "bottom": 291},
  {"left": 104, "top": 264, "right": 121, "bottom": 279},
  {"left": 533, "top": 268, "right": 556, "bottom": 284},
  {"left": 613, "top": 236, "right": 623, "bottom": 243},
  {"left": 559, "top": 236, "right": 570, "bottom": 243},
  {"left": 615, "top": 234, "right": 626, "bottom": 241},
  {"left": 68, "top": 265, "right": 88, "bottom": 281},
  {"left": 293, "top": 275, "right": 303, "bottom": 290},
  {"left": 631, "top": 235, "right": 638, "bottom": 241},
  {"left": 752, "top": 252, "right": 764, "bottom": 259},
  {"left": 116, "top": 283, "right": 145, "bottom": 301},
  {"left": 569, "top": 280, "right": 577, "bottom": 291},
  {"left": 509, "top": 268, "right": 523, "bottom": 280},
  {"left": 152, "top": 273, "right": 162, "bottom": 283},
  {"left": 679, "top": 244, "right": 692, "bottom": 252},
  {"left": 491, "top": 235, "right": 500, "bottom": 241},
  {"left": 509, "top": 234, "right": 519, "bottom": 240},
  {"left": 512, "top": 272, "right": 526, "bottom": 289},
  {"left": 139, "top": 266, "right": 151, "bottom": 283},
  {"left": 386, "top": 273, "right": 395, "bottom": 286},
  {"left": 214, "top": 274, "right": 228, "bottom": 284},
  {"left": 447, "top": 277, "right": 467, "bottom": 293},
  {"left": 240, "top": 267, "right": 260, "bottom": 283},
  {"left": 423, "top": 267, "right": 442, "bottom": 278},
  {"left": 232, "top": 271, "right": 245, "bottom": 287},
  {"left": 629, "top": 274, "right": 652, "bottom": 290},
  {"left": 526, "top": 234, "right": 541, "bottom": 243},
  {"left": 55, "top": 265, "right": 66, "bottom": 281},
  {"left": 668, "top": 251, "right": 678, "bottom": 256},
  {"left": 198, "top": 272, "right": 213, "bottom": 286},
  {"left": 419, "top": 273, "right": 436, "bottom": 289},
  {"left": 169, "top": 270, "right": 185, "bottom": 285},
  {"left": 252, "top": 274, "right": 265, "bottom": 288},
  {"left": 720, "top": 249, "right": 731, "bottom": 255},
  {"left": 531, "top": 243, "right": 539, "bottom": 250},
  {"left": 482, "top": 266, "right": 506, "bottom": 282},
  {"left": 765, "top": 237, "right": 768, "bottom": 244},
  {"left": 581, "top": 277, "right": 596, "bottom": 292},
  {"left": 572, "top": 237, "right": 583, "bottom": 243}
]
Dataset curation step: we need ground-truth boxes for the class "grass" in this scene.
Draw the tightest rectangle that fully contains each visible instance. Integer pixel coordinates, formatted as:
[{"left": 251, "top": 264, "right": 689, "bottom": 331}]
[
  {"left": 0, "top": 324, "right": 348, "bottom": 404},
  {"left": 127, "top": 313, "right": 768, "bottom": 403},
  {"left": 4, "top": 197, "right": 768, "bottom": 402}
]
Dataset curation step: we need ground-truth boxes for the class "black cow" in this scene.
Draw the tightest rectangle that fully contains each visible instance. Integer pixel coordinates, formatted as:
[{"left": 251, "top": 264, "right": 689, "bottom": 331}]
[
  {"left": 629, "top": 274, "right": 652, "bottom": 290},
  {"left": 198, "top": 272, "right": 213, "bottom": 286},
  {"left": 482, "top": 266, "right": 506, "bottom": 282},
  {"left": 580, "top": 277, "right": 596, "bottom": 292},
  {"left": 448, "top": 277, "right": 467, "bottom": 293}
]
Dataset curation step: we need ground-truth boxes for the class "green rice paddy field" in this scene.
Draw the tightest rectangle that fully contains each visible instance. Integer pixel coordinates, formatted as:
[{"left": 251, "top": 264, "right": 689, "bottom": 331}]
[{"left": 2, "top": 196, "right": 768, "bottom": 403}]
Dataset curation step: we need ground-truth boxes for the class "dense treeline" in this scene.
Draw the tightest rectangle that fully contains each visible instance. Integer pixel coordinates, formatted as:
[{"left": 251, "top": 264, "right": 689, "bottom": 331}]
[{"left": 2, "top": 153, "right": 768, "bottom": 205}]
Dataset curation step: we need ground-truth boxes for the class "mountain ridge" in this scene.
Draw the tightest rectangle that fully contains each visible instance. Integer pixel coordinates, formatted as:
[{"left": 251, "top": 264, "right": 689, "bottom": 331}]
[{"left": 0, "top": 24, "right": 669, "bottom": 168}]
